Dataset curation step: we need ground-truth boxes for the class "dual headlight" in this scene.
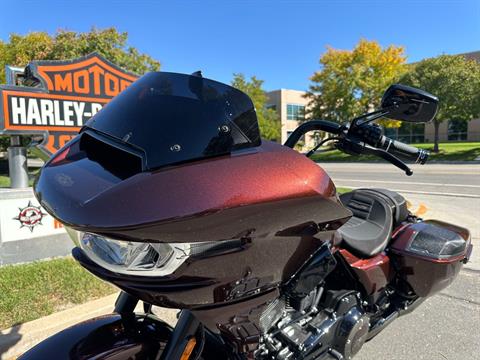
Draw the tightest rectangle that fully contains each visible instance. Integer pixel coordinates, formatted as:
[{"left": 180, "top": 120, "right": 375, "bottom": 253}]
[{"left": 67, "top": 228, "right": 245, "bottom": 276}]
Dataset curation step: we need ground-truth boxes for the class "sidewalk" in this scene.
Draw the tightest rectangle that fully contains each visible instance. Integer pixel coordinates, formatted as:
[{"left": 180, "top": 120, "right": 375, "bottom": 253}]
[{"left": 0, "top": 293, "right": 178, "bottom": 360}]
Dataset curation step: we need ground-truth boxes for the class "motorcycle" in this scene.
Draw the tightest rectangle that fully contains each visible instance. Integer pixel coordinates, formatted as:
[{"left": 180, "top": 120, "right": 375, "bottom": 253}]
[{"left": 22, "top": 72, "right": 472, "bottom": 360}]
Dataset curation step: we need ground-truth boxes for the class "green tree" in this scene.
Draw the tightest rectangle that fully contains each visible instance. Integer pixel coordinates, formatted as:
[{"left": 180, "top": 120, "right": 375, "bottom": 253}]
[
  {"left": 0, "top": 27, "right": 160, "bottom": 83},
  {"left": 400, "top": 55, "right": 480, "bottom": 152},
  {"left": 231, "top": 73, "right": 280, "bottom": 141},
  {"left": 306, "top": 39, "right": 406, "bottom": 128},
  {"left": 0, "top": 28, "right": 160, "bottom": 151}
]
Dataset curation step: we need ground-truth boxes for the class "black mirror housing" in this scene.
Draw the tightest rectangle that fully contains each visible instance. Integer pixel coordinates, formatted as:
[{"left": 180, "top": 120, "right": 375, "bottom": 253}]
[{"left": 381, "top": 84, "right": 439, "bottom": 123}]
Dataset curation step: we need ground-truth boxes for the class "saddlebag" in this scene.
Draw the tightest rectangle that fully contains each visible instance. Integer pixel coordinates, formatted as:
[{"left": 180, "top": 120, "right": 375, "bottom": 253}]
[{"left": 390, "top": 220, "right": 472, "bottom": 297}]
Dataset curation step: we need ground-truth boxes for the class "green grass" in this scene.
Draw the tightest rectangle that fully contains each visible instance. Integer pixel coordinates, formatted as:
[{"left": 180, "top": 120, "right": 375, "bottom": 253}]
[
  {"left": 0, "top": 175, "right": 36, "bottom": 188},
  {"left": 0, "top": 175, "right": 9, "bottom": 187},
  {"left": 0, "top": 159, "right": 39, "bottom": 188},
  {"left": 0, "top": 257, "right": 115, "bottom": 329},
  {"left": 311, "top": 142, "right": 480, "bottom": 162},
  {"left": 336, "top": 187, "right": 352, "bottom": 194}
]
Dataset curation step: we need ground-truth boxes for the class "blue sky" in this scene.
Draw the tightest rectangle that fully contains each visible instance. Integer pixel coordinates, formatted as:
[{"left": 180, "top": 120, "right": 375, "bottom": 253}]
[{"left": 0, "top": 0, "right": 479, "bottom": 91}]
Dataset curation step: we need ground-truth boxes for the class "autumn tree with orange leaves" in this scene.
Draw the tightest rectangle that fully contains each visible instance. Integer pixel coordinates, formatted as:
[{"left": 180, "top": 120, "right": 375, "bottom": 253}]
[{"left": 305, "top": 39, "right": 406, "bottom": 128}]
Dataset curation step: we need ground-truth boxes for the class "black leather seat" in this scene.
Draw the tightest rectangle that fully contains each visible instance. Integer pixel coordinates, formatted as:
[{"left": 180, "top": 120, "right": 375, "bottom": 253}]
[{"left": 339, "top": 189, "right": 408, "bottom": 258}]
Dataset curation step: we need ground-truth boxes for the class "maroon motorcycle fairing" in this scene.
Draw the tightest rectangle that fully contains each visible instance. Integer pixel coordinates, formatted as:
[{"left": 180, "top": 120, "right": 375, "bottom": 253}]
[
  {"left": 35, "top": 140, "right": 348, "bottom": 235},
  {"left": 35, "top": 139, "right": 351, "bottom": 312}
]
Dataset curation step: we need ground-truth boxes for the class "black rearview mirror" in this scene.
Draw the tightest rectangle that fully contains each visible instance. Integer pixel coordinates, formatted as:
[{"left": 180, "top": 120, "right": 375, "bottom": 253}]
[{"left": 381, "top": 84, "right": 439, "bottom": 123}]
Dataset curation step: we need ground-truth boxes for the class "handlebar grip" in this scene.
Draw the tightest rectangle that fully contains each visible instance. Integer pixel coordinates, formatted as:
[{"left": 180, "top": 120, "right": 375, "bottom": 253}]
[{"left": 379, "top": 136, "right": 429, "bottom": 164}]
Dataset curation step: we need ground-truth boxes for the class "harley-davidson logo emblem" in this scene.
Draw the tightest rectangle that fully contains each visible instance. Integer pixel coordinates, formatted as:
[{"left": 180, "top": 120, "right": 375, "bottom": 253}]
[
  {"left": 0, "top": 53, "right": 139, "bottom": 156},
  {"left": 13, "top": 201, "right": 48, "bottom": 232}
]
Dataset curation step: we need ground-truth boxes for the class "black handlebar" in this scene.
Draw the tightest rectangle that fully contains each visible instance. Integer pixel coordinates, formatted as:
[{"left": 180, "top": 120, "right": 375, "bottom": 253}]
[
  {"left": 283, "top": 120, "right": 343, "bottom": 148},
  {"left": 377, "top": 136, "right": 429, "bottom": 164},
  {"left": 283, "top": 120, "right": 428, "bottom": 176}
]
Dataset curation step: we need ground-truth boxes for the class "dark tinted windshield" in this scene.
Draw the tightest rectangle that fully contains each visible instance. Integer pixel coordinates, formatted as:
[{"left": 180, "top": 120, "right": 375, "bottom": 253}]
[{"left": 85, "top": 72, "right": 260, "bottom": 169}]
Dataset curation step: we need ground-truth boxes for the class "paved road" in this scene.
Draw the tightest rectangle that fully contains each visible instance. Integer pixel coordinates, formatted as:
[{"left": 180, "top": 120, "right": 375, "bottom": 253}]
[
  {"left": 356, "top": 269, "right": 480, "bottom": 360},
  {"left": 322, "top": 162, "right": 480, "bottom": 197},
  {"left": 319, "top": 162, "right": 480, "bottom": 359}
]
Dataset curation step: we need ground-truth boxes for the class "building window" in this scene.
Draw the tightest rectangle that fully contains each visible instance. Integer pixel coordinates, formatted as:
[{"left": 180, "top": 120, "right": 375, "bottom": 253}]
[
  {"left": 448, "top": 120, "right": 468, "bottom": 141},
  {"left": 287, "top": 104, "right": 305, "bottom": 121},
  {"left": 384, "top": 127, "right": 398, "bottom": 140},
  {"left": 396, "top": 123, "right": 425, "bottom": 143}
]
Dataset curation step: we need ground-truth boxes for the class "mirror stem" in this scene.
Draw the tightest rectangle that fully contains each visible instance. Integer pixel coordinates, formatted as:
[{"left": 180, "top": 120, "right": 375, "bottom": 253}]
[{"left": 351, "top": 108, "right": 391, "bottom": 128}]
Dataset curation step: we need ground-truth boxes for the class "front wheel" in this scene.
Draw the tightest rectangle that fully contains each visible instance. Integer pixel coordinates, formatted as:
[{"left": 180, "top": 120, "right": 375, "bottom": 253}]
[{"left": 19, "top": 313, "right": 173, "bottom": 360}]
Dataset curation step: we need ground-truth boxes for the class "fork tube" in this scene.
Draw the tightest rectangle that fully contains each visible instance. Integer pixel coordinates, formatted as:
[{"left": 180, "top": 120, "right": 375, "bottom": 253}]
[
  {"left": 114, "top": 291, "right": 138, "bottom": 314},
  {"left": 160, "top": 310, "right": 203, "bottom": 360}
]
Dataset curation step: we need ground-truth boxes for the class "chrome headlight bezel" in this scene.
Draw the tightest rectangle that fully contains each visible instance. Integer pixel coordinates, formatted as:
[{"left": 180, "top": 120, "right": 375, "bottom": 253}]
[
  {"left": 69, "top": 230, "right": 246, "bottom": 277},
  {"left": 78, "top": 232, "right": 190, "bottom": 276}
]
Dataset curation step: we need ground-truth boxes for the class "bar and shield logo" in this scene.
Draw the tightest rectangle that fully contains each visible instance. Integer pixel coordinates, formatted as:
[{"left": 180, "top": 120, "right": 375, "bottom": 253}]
[{"left": 0, "top": 53, "right": 139, "bottom": 155}]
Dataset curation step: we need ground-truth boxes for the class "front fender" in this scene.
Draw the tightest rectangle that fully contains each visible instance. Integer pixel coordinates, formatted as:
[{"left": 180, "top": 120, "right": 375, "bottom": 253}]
[{"left": 19, "top": 313, "right": 173, "bottom": 360}]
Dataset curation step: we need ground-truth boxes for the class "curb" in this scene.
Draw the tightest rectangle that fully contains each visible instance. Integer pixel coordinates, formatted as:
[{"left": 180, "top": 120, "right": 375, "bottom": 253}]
[
  {"left": 0, "top": 293, "right": 178, "bottom": 360},
  {"left": 0, "top": 293, "right": 118, "bottom": 360}
]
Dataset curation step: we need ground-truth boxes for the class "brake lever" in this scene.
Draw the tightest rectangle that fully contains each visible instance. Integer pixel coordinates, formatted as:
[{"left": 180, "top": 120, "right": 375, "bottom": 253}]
[
  {"left": 363, "top": 144, "right": 413, "bottom": 176},
  {"left": 336, "top": 136, "right": 413, "bottom": 176}
]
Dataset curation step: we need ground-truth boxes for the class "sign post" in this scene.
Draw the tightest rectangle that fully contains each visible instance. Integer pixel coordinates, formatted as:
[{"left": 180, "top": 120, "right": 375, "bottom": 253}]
[
  {"left": 5, "top": 66, "right": 29, "bottom": 187},
  {"left": 7, "top": 135, "right": 29, "bottom": 188},
  {"left": 0, "top": 53, "right": 139, "bottom": 188}
]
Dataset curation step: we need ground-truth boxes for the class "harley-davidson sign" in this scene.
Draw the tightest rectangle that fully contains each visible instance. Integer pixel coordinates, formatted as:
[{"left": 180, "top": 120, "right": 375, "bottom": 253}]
[{"left": 0, "top": 53, "right": 139, "bottom": 155}]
